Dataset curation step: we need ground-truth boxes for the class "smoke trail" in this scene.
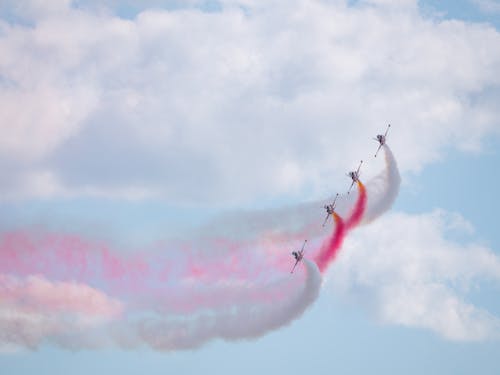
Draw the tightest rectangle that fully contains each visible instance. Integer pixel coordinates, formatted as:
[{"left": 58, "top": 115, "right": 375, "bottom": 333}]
[
  {"left": 0, "top": 232, "right": 299, "bottom": 311},
  {"left": 0, "top": 146, "right": 398, "bottom": 351},
  {"left": 362, "top": 144, "right": 400, "bottom": 224},
  {"left": 134, "top": 259, "right": 321, "bottom": 350},
  {"left": 0, "top": 230, "right": 322, "bottom": 350},
  {"left": 314, "top": 213, "right": 346, "bottom": 273},
  {"left": 199, "top": 147, "right": 398, "bottom": 242},
  {"left": 313, "top": 178, "right": 367, "bottom": 274},
  {"left": 346, "top": 181, "right": 367, "bottom": 229}
]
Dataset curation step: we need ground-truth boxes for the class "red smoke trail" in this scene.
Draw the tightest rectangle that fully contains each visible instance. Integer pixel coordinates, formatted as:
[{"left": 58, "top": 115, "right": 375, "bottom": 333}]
[
  {"left": 314, "top": 212, "right": 345, "bottom": 273},
  {"left": 313, "top": 180, "right": 367, "bottom": 274},
  {"left": 346, "top": 181, "right": 367, "bottom": 230}
]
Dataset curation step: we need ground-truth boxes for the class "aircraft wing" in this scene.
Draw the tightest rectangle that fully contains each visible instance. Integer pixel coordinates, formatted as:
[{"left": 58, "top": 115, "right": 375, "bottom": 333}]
[
  {"left": 322, "top": 213, "right": 330, "bottom": 227},
  {"left": 356, "top": 160, "right": 363, "bottom": 174},
  {"left": 290, "top": 259, "right": 300, "bottom": 274},
  {"left": 347, "top": 179, "right": 355, "bottom": 194},
  {"left": 374, "top": 143, "right": 382, "bottom": 157},
  {"left": 300, "top": 239, "right": 307, "bottom": 252},
  {"left": 332, "top": 193, "right": 339, "bottom": 207}
]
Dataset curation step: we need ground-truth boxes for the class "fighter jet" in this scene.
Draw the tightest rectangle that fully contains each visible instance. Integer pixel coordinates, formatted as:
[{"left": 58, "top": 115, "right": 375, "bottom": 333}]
[
  {"left": 347, "top": 160, "right": 363, "bottom": 194},
  {"left": 374, "top": 124, "right": 391, "bottom": 158},
  {"left": 290, "top": 240, "right": 307, "bottom": 274},
  {"left": 322, "top": 193, "right": 339, "bottom": 227}
]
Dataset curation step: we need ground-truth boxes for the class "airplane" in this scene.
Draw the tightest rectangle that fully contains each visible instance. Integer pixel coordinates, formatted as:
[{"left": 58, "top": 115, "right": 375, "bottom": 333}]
[
  {"left": 374, "top": 124, "right": 391, "bottom": 158},
  {"left": 322, "top": 193, "right": 339, "bottom": 227},
  {"left": 290, "top": 240, "right": 307, "bottom": 274},
  {"left": 347, "top": 160, "right": 363, "bottom": 194}
]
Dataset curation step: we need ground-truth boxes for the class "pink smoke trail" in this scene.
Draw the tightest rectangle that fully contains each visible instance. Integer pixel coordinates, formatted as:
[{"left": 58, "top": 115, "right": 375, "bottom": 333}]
[
  {"left": 313, "top": 180, "right": 367, "bottom": 274},
  {"left": 0, "top": 228, "right": 322, "bottom": 350},
  {"left": 314, "top": 213, "right": 346, "bottom": 273},
  {"left": 0, "top": 233, "right": 293, "bottom": 299},
  {"left": 310, "top": 149, "right": 391, "bottom": 276},
  {"left": 0, "top": 141, "right": 401, "bottom": 351}
]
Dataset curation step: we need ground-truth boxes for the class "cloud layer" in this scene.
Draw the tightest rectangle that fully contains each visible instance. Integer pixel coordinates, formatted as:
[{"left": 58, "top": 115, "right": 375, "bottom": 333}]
[
  {"left": 0, "top": 0, "right": 499, "bottom": 203},
  {"left": 1, "top": 0, "right": 500, "bottom": 349}
]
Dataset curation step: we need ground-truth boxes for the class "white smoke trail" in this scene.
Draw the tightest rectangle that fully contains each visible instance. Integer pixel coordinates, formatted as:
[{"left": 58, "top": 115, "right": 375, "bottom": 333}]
[
  {"left": 199, "top": 145, "right": 400, "bottom": 241},
  {"left": 362, "top": 144, "right": 401, "bottom": 224},
  {"left": 0, "top": 141, "right": 400, "bottom": 352},
  {"left": 0, "top": 259, "right": 321, "bottom": 351},
  {"left": 0, "top": 229, "right": 322, "bottom": 351},
  {"left": 132, "top": 259, "right": 321, "bottom": 350}
]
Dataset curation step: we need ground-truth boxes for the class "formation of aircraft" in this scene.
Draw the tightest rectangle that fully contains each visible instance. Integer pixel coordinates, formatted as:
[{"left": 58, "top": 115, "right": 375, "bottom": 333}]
[{"left": 289, "top": 125, "right": 391, "bottom": 274}]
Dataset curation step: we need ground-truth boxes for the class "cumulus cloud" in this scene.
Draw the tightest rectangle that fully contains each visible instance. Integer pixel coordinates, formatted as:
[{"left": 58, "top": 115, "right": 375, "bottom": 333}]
[
  {"left": 0, "top": 0, "right": 499, "bottom": 204},
  {"left": 329, "top": 210, "right": 500, "bottom": 340},
  {"left": 0, "top": 274, "right": 123, "bottom": 350}
]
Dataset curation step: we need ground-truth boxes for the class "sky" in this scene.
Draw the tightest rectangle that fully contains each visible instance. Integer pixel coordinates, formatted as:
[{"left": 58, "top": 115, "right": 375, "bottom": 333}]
[{"left": 1, "top": 0, "right": 500, "bottom": 374}]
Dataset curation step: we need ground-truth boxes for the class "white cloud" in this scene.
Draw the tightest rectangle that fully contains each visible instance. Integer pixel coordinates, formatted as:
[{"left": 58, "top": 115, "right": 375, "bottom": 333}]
[
  {"left": 328, "top": 210, "right": 500, "bottom": 340},
  {"left": 0, "top": 169, "right": 158, "bottom": 201},
  {"left": 0, "top": 274, "right": 123, "bottom": 350},
  {"left": 0, "top": 0, "right": 500, "bottom": 203}
]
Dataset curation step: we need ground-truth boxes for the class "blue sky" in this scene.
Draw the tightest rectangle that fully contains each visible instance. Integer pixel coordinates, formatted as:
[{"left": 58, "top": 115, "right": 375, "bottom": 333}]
[
  {"left": 1, "top": 0, "right": 500, "bottom": 374},
  {"left": 421, "top": 0, "right": 500, "bottom": 28}
]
